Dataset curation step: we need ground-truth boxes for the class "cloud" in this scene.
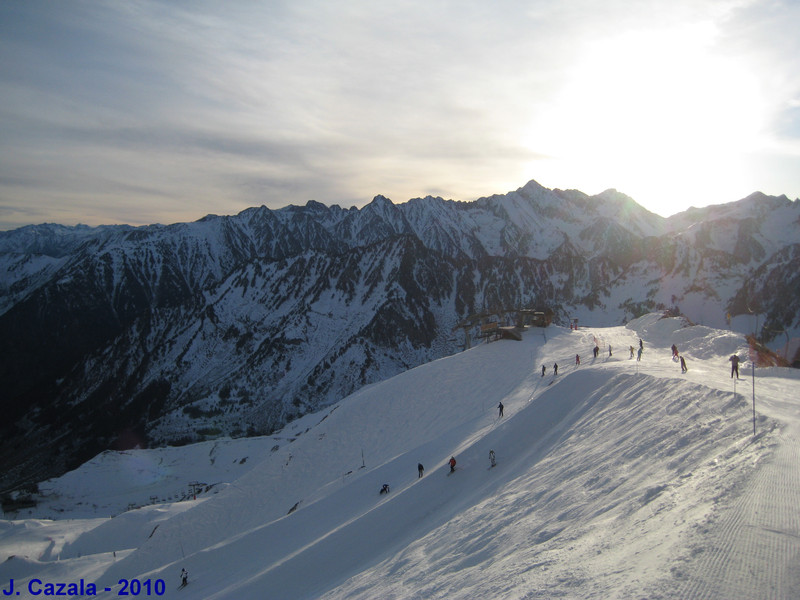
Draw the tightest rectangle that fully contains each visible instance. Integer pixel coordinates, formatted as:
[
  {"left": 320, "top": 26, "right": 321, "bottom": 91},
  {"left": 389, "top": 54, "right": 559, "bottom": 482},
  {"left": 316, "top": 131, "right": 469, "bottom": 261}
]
[{"left": 0, "top": 0, "right": 798, "bottom": 230}]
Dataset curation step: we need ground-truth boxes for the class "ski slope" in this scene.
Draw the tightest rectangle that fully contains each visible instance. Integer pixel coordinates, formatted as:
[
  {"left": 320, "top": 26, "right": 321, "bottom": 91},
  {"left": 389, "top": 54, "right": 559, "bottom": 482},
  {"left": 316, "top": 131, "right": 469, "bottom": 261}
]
[{"left": 2, "top": 314, "right": 799, "bottom": 599}]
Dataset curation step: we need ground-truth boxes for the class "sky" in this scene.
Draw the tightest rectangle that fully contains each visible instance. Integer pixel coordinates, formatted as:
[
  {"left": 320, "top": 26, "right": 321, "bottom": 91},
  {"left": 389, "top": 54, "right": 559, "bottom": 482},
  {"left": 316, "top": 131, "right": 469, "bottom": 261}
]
[{"left": 1, "top": 0, "right": 799, "bottom": 231}]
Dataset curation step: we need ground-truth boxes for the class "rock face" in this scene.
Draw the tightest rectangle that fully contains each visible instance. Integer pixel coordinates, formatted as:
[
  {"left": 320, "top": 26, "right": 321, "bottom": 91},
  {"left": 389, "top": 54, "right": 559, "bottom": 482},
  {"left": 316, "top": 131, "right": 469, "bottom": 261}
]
[{"left": 1, "top": 181, "right": 798, "bottom": 489}]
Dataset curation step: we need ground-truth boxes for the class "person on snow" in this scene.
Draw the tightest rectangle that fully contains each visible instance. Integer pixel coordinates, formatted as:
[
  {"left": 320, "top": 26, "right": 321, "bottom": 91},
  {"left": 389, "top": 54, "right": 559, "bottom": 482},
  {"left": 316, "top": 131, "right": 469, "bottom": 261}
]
[
  {"left": 680, "top": 355, "right": 687, "bottom": 373},
  {"left": 608, "top": 344, "right": 613, "bottom": 357},
  {"left": 380, "top": 483, "right": 390, "bottom": 494},
  {"left": 180, "top": 568, "right": 188, "bottom": 587},
  {"left": 541, "top": 364, "right": 546, "bottom": 377},
  {"left": 639, "top": 338, "right": 644, "bottom": 350},
  {"left": 498, "top": 402, "right": 504, "bottom": 417},
  {"left": 637, "top": 347, "right": 643, "bottom": 361},
  {"left": 593, "top": 345, "right": 600, "bottom": 358},
  {"left": 489, "top": 449, "right": 496, "bottom": 468},
  {"left": 575, "top": 354, "right": 580, "bottom": 366},
  {"left": 449, "top": 456, "right": 457, "bottom": 473},
  {"left": 730, "top": 354, "right": 741, "bottom": 379},
  {"left": 671, "top": 344, "right": 679, "bottom": 359},
  {"left": 418, "top": 463, "right": 424, "bottom": 478},
  {"left": 629, "top": 345, "right": 635, "bottom": 359},
  {"left": 553, "top": 362, "right": 558, "bottom": 375}
]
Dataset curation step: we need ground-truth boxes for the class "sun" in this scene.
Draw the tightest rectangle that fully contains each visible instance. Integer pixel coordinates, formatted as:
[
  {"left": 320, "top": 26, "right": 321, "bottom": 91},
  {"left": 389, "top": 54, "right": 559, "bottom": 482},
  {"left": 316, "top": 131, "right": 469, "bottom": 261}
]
[{"left": 526, "top": 23, "right": 767, "bottom": 214}]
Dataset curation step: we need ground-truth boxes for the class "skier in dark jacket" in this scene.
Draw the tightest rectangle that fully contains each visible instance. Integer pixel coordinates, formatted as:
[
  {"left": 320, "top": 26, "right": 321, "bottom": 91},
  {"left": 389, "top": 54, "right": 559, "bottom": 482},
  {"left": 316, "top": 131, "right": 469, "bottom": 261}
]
[
  {"left": 448, "top": 456, "right": 456, "bottom": 473},
  {"left": 593, "top": 345, "right": 600, "bottom": 358},
  {"left": 418, "top": 463, "right": 424, "bottom": 478},
  {"left": 730, "top": 355, "right": 741, "bottom": 379},
  {"left": 553, "top": 362, "right": 558, "bottom": 375},
  {"left": 680, "top": 355, "right": 687, "bottom": 373},
  {"left": 380, "top": 483, "right": 390, "bottom": 494},
  {"left": 180, "top": 569, "right": 188, "bottom": 587},
  {"left": 541, "top": 364, "right": 546, "bottom": 377},
  {"left": 498, "top": 402, "right": 504, "bottom": 417}
]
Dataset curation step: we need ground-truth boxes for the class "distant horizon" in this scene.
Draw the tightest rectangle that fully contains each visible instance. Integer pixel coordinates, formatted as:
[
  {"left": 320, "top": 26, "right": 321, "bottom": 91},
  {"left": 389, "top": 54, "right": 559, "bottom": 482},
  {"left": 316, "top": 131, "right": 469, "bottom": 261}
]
[{"left": 1, "top": 180, "right": 796, "bottom": 232}]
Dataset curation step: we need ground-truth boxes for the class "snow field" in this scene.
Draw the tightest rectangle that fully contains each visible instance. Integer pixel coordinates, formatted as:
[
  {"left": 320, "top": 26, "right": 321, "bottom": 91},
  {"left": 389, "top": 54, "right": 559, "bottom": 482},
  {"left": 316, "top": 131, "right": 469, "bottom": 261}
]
[{"left": 1, "top": 314, "right": 799, "bottom": 599}]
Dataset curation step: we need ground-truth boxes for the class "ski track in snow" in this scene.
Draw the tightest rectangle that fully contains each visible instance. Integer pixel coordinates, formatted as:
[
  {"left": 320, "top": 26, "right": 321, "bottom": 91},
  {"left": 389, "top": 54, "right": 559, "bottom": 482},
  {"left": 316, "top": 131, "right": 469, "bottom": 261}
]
[{"left": 673, "top": 416, "right": 800, "bottom": 599}]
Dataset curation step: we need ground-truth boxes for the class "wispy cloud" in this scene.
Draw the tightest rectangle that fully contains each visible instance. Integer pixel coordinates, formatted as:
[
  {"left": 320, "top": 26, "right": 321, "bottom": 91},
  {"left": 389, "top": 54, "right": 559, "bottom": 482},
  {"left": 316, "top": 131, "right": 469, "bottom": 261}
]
[{"left": 0, "top": 0, "right": 798, "bottom": 230}]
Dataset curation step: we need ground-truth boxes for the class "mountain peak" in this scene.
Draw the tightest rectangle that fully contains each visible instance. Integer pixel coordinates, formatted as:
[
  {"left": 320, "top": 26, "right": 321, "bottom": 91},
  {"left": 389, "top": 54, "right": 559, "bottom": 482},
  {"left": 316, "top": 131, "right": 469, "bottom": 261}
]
[
  {"left": 520, "top": 179, "right": 548, "bottom": 194},
  {"left": 370, "top": 194, "right": 393, "bottom": 206},
  {"left": 305, "top": 199, "right": 330, "bottom": 212}
]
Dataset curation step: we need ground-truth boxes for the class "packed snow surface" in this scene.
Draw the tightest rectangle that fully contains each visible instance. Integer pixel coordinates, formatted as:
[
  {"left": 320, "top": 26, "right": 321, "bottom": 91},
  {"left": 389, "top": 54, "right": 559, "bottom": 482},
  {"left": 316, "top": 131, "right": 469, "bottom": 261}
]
[{"left": 2, "top": 314, "right": 799, "bottom": 599}]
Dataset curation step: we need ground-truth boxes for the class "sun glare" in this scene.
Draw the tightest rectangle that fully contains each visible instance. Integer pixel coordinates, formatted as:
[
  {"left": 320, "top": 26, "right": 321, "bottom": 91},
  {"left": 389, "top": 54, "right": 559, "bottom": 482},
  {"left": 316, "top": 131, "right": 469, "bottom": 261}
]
[{"left": 527, "top": 24, "right": 766, "bottom": 214}]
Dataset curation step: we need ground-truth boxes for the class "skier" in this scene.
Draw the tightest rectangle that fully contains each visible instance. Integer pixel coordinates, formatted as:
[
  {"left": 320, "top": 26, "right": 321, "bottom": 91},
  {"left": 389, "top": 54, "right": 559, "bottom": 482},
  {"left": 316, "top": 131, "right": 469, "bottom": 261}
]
[
  {"left": 729, "top": 354, "right": 741, "bottom": 379},
  {"left": 639, "top": 338, "right": 643, "bottom": 350},
  {"left": 671, "top": 344, "right": 679, "bottom": 359},
  {"left": 418, "top": 463, "right": 424, "bottom": 478},
  {"left": 498, "top": 402, "right": 504, "bottom": 417},
  {"left": 541, "top": 364, "right": 546, "bottom": 377},
  {"left": 448, "top": 456, "right": 457, "bottom": 473},
  {"left": 180, "top": 568, "right": 188, "bottom": 588},
  {"left": 593, "top": 345, "right": 599, "bottom": 358},
  {"left": 553, "top": 362, "right": 558, "bottom": 375},
  {"left": 637, "top": 347, "right": 643, "bottom": 361},
  {"left": 608, "top": 344, "right": 612, "bottom": 357},
  {"left": 629, "top": 345, "right": 635, "bottom": 359},
  {"left": 489, "top": 449, "right": 496, "bottom": 468},
  {"left": 379, "top": 483, "right": 390, "bottom": 494},
  {"left": 575, "top": 354, "right": 580, "bottom": 366},
  {"left": 680, "top": 355, "right": 687, "bottom": 373}
]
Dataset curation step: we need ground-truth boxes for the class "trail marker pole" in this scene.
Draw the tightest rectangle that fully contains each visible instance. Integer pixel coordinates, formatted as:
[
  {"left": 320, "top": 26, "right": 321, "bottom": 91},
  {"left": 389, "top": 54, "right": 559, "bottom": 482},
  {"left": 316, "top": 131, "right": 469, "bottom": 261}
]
[
  {"left": 748, "top": 307, "right": 758, "bottom": 437},
  {"left": 752, "top": 361, "right": 756, "bottom": 437}
]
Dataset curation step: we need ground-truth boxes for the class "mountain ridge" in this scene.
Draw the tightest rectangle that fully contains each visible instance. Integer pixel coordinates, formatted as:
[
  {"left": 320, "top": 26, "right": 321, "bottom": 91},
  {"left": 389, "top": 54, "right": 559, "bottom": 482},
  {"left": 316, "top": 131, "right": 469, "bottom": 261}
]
[{"left": 1, "top": 179, "right": 798, "bottom": 491}]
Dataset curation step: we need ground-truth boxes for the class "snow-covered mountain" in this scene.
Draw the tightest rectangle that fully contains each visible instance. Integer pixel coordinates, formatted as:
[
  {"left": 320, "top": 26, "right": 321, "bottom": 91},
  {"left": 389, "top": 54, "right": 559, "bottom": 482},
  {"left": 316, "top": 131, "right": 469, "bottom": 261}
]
[
  {"left": 2, "top": 315, "right": 799, "bottom": 598},
  {"left": 1, "top": 181, "right": 798, "bottom": 491}
]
